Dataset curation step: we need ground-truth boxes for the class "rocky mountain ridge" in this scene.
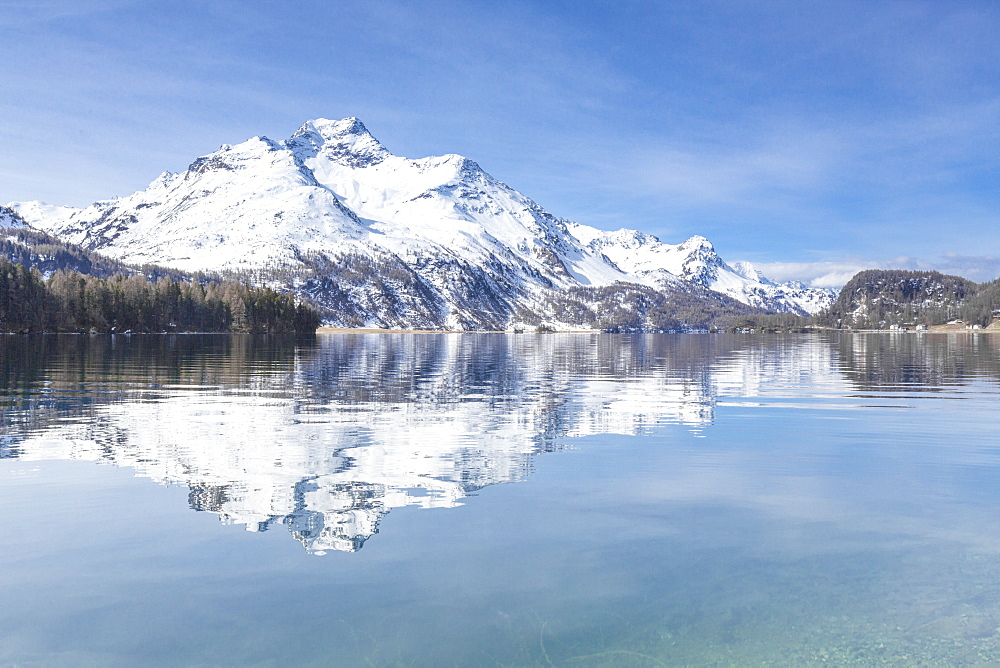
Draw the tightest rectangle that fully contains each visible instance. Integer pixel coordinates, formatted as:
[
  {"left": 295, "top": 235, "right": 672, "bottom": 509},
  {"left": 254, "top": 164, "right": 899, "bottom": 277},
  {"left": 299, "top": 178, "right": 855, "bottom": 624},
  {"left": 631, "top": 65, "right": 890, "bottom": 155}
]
[{"left": 9, "top": 118, "right": 835, "bottom": 329}]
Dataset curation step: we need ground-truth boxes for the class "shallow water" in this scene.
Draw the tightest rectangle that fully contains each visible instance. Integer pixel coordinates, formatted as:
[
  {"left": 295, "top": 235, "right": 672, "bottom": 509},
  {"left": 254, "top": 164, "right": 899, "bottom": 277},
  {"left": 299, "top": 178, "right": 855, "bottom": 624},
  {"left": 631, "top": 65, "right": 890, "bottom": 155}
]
[{"left": 2, "top": 332, "right": 1000, "bottom": 666}]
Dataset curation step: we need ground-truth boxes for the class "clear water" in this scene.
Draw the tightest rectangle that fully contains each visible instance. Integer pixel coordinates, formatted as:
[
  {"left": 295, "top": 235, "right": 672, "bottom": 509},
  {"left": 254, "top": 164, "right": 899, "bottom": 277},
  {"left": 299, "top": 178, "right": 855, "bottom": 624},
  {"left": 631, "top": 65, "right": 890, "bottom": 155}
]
[{"left": 2, "top": 332, "right": 1000, "bottom": 666}]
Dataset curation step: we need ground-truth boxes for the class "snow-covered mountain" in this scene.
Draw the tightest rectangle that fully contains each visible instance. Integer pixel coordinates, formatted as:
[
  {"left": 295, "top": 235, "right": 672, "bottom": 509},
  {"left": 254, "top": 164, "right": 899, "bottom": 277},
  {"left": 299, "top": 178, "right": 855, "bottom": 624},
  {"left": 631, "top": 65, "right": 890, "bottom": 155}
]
[
  {"left": 566, "top": 225, "right": 833, "bottom": 314},
  {"left": 9, "top": 118, "right": 833, "bottom": 328}
]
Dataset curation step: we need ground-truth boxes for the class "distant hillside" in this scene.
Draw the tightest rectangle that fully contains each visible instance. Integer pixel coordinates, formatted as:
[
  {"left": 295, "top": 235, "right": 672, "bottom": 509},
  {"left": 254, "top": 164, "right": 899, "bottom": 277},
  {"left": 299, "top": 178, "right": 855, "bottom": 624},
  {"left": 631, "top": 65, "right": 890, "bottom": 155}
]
[
  {"left": 0, "top": 206, "right": 320, "bottom": 333},
  {"left": 0, "top": 205, "right": 191, "bottom": 281},
  {"left": 816, "top": 269, "right": 991, "bottom": 329}
]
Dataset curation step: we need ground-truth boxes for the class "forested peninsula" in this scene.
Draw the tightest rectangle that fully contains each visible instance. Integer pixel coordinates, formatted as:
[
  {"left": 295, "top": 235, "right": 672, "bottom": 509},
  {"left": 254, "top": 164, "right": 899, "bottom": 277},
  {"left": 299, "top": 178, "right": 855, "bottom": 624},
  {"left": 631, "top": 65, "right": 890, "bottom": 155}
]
[
  {"left": 0, "top": 259, "right": 320, "bottom": 333},
  {"left": 728, "top": 270, "right": 1000, "bottom": 332}
]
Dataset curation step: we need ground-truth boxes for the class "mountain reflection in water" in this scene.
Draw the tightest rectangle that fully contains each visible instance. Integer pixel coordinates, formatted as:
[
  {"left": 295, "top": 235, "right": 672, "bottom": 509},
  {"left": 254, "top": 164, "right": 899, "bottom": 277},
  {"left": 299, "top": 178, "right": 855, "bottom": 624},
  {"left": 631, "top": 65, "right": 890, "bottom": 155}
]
[{"left": 2, "top": 332, "right": 998, "bottom": 554}]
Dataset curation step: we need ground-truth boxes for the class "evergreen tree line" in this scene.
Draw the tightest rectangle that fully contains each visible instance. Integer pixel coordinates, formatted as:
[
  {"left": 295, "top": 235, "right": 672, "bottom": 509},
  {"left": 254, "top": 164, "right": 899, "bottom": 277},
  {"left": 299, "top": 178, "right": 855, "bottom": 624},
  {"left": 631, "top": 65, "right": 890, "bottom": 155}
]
[
  {"left": 0, "top": 259, "right": 320, "bottom": 333},
  {"left": 953, "top": 278, "right": 1000, "bottom": 327}
]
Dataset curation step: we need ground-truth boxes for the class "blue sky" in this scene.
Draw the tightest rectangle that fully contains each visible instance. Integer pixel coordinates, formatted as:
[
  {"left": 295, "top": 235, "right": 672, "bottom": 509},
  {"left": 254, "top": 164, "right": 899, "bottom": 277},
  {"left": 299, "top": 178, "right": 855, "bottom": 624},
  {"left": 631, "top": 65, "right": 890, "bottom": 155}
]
[{"left": 3, "top": 0, "right": 999, "bottom": 286}]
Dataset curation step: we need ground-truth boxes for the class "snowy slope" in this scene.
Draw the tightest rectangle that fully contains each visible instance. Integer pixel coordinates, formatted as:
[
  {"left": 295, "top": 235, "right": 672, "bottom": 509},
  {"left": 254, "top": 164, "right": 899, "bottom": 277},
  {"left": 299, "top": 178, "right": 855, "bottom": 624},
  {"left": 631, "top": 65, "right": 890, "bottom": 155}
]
[
  {"left": 10, "top": 119, "right": 617, "bottom": 285},
  {"left": 567, "top": 224, "right": 833, "bottom": 315},
  {"left": 0, "top": 205, "right": 29, "bottom": 230},
  {"left": 9, "top": 117, "right": 833, "bottom": 325}
]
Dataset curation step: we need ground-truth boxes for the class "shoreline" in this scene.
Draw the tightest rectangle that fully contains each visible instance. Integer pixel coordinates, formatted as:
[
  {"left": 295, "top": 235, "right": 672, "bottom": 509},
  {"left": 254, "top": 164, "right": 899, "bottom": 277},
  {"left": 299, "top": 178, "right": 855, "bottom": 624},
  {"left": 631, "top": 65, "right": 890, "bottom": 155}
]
[
  {"left": 317, "top": 325, "right": 1000, "bottom": 335},
  {"left": 316, "top": 326, "right": 509, "bottom": 334},
  {"left": 5, "top": 327, "right": 995, "bottom": 336}
]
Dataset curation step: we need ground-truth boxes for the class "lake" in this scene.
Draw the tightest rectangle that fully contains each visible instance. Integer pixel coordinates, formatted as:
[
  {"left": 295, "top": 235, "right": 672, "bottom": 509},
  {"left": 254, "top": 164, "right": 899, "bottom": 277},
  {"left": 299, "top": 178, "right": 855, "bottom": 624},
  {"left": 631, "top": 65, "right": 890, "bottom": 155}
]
[{"left": 1, "top": 332, "right": 999, "bottom": 666}]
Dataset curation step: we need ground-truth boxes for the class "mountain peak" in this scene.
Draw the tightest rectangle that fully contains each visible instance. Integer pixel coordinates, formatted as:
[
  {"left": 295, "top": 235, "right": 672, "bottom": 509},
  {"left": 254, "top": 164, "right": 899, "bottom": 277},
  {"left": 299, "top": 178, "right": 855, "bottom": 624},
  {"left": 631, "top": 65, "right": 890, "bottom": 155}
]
[
  {"left": 730, "top": 260, "right": 757, "bottom": 279},
  {"left": 731, "top": 260, "right": 776, "bottom": 285},
  {"left": 290, "top": 117, "right": 388, "bottom": 167},
  {"left": 679, "top": 235, "right": 714, "bottom": 251},
  {"left": 306, "top": 116, "right": 370, "bottom": 138}
]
